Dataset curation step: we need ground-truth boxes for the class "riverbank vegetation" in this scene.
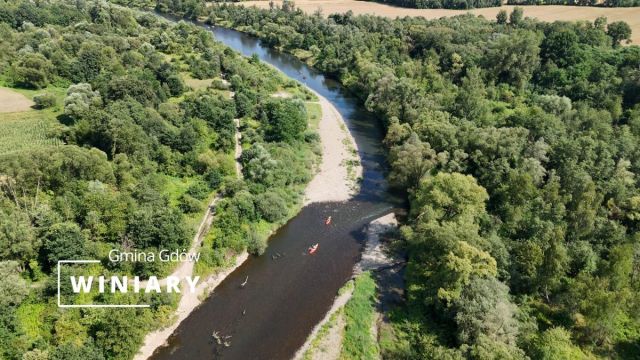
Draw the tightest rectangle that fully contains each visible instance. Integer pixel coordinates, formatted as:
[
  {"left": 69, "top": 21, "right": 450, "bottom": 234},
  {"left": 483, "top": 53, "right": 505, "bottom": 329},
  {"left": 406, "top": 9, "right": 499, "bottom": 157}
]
[
  {"left": 0, "top": 1, "right": 317, "bottom": 358},
  {"left": 341, "top": 272, "right": 379, "bottom": 360},
  {"left": 366, "top": 0, "right": 637, "bottom": 9},
  {"left": 146, "top": 0, "right": 640, "bottom": 358}
]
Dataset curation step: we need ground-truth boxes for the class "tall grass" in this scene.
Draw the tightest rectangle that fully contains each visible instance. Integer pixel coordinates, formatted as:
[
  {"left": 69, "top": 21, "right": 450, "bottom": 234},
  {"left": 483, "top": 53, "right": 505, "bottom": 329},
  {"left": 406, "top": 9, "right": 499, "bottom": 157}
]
[{"left": 341, "top": 272, "right": 380, "bottom": 360}]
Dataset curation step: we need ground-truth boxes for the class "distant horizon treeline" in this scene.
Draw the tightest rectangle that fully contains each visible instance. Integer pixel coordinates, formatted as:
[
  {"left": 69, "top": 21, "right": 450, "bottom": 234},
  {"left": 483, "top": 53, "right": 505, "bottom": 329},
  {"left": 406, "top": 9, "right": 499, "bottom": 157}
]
[{"left": 368, "top": 0, "right": 639, "bottom": 8}]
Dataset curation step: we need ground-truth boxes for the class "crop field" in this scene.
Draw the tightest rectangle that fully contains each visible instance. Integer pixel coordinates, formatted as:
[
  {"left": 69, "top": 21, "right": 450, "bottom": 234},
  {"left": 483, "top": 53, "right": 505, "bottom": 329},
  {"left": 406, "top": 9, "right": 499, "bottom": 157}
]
[
  {"left": 239, "top": 1, "right": 640, "bottom": 44},
  {"left": 0, "top": 110, "right": 62, "bottom": 155}
]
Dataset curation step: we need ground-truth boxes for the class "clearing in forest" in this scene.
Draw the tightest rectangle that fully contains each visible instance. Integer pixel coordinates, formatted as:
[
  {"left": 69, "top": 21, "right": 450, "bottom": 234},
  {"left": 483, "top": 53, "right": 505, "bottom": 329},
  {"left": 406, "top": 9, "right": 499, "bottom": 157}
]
[{"left": 0, "top": 87, "right": 34, "bottom": 113}]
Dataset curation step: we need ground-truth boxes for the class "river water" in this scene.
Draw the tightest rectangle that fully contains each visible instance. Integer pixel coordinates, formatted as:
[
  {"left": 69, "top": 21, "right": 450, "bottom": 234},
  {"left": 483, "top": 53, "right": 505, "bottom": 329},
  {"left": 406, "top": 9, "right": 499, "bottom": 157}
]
[{"left": 150, "top": 20, "right": 400, "bottom": 360}]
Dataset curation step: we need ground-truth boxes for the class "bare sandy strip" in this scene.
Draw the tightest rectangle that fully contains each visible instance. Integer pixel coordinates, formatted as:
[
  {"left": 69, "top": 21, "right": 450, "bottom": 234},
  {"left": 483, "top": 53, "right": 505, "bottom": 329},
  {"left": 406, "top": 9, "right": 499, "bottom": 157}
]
[
  {"left": 310, "top": 315, "right": 346, "bottom": 360},
  {"left": 304, "top": 91, "right": 363, "bottom": 205},
  {"left": 240, "top": 1, "right": 640, "bottom": 45},
  {"left": 355, "top": 213, "right": 398, "bottom": 274},
  {"left": 0, "top": 87, "right": 34, "bottom": 113}
]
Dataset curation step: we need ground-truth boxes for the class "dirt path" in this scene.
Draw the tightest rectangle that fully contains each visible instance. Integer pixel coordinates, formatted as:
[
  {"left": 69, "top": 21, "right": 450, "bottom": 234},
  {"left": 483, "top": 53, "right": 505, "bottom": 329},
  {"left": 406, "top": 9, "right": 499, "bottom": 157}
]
[
  {"left": 0, "top": 87, "right": 34, "bottom": 113},
  {"left": 240, "top": 1, "right": 640, "bottom": 44},
  {"left": 234, "top": 118, "right": 243, "bottom": 177},
  {"left": 304, "top": 93, "right": 362, "bottom": 205}
]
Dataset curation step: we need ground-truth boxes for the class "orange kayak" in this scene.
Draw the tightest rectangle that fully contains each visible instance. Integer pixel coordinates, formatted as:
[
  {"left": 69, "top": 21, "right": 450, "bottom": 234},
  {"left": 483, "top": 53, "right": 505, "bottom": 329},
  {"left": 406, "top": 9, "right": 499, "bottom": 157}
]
[{"left": 308, "top": 243, "right": 319, "bottom": 254}]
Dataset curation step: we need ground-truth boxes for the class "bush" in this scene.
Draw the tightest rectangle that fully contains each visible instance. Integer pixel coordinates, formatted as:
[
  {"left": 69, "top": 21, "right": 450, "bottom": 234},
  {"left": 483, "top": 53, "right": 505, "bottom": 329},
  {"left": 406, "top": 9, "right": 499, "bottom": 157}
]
[
  {"left": 186, "top": 180, "right": 210, "bottom": 199},
  {"left": 255, "top": 192, "right": 288, "bottom": 222},
  {"left": 247, "top": 228, "right": 267, "bottom": 255},
  {"left": 205, "top": 169, "right": 223, "bottom": 189},
  {"left": 165, "top": 74, "right": 185, "bottom": 96},
  {"left": 179, "top": 194, "right": 202, "bottom": 213},
  {"left": 33, "top": 92, "right": 57, "bottom": 109},
  {"left": 211, "top": 78, "right": 230, "bottom": 90}
]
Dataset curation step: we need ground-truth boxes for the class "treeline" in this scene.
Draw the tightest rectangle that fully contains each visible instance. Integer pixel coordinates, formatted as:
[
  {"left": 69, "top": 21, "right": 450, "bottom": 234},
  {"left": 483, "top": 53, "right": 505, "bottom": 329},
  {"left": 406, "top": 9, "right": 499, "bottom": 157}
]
[
  {"left": 507, "top": 0, "right": 640, "bottom": 7},
  {"left": 367, "top": 0, "right": 501, "bottom": 10},
  {"left": 151, "top": 0, "right": 640, "bottom": 358},
  {"left": 369, "top": 0, "right": 639, "bottom": 8},
  {"left": 0, "top": 1, "right": 317, "bottom": 359}
]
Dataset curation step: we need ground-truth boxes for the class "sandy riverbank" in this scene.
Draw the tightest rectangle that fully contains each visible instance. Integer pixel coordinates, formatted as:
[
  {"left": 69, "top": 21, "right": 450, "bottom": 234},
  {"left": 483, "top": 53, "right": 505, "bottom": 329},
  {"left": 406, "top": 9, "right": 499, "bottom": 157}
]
[{"left": 304, "top": 92, "right": 363, "bottom": 205}]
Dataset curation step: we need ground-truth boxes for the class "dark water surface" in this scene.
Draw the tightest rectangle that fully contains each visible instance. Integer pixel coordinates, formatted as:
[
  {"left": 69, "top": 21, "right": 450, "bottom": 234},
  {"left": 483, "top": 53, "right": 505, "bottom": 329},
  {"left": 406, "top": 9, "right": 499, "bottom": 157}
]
[{"left": 150, "top": 20, "right": 400, "bottom": 360}]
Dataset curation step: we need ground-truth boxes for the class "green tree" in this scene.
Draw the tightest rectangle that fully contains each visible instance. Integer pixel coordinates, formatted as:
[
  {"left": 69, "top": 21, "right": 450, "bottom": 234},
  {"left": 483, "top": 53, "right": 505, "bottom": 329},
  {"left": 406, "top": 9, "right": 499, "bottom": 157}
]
[
  {"left": 0, "top": 206, "right": 37, "bottom": 264},
  {"left": 509, "top": 7, "right": 524, "bottom": 26},
  {"left": 0, "top": 261, "right": 28, "bottom": 307},
  {"left": 43, "top": 222, "right": 87, "bottom": 267},
  {"left": 12, "top": 53, "right": 52, "bottom": 89},
  {"left": 453, "top": 67, "right": 489, "bottom": 123},
  {"left": 255, "top": 192, "right": 288, "bottom": 222},
  {"left": 496, "top": 10, "right": 507, "bottom": 25},
  {"left": 388, "top": 133, "right": 439, "bottom": 190},
  {"left": 264, "top": 98, "right": 307, "bottom": 143},
  {"left": 64, "top": 83, "right": 102, "bottom": 121},
  {"left": 530, "top": 327, "right": 590, "bottom": 360},
  {"left": 454, "top": 277, "right": 520, "bottom": 347},
  {"left": 607, "top": 21, "right": 632, "bottom": 47}
]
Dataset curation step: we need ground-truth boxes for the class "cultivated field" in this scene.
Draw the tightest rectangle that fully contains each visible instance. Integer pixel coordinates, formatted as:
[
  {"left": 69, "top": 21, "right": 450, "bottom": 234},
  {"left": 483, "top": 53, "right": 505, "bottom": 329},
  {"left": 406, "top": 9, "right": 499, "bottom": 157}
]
[
  {"left": 239, "top": 1, "right": 640, "bottom": 44},
  {"left": 0, "top": 87, "right": 34, "bottom": 112},
  {"left": 0, "top": 87, "right": 62, "bottom": 155},
  {"left": 0, "top": 111, "right": 62, "bottom": 155}
]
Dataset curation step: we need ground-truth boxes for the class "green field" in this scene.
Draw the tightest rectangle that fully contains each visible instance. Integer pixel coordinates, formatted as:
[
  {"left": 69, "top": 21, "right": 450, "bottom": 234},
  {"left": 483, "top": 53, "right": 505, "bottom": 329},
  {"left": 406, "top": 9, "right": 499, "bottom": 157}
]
[{"left": 0, "top": 110, "right": 63, "bottom": 155}]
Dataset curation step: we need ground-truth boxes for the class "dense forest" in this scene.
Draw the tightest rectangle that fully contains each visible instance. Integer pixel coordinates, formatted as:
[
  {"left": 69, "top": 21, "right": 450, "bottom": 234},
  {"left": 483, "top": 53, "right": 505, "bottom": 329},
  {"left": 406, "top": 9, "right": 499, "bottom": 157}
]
[
  {"left": 0, "top": 1, "right": 318, "bottom": 359},
  {"left": 365, "top": 0, "right": 639, "bottom": 9},
  {"left": 365, "top": 0, "right": 501, "bottom": 10},
  {"left": 150, "top": 0, "right": 640, "bottom": 358},
  {"left": 506, "top": 0, "right": 640, "bottom": 7}
]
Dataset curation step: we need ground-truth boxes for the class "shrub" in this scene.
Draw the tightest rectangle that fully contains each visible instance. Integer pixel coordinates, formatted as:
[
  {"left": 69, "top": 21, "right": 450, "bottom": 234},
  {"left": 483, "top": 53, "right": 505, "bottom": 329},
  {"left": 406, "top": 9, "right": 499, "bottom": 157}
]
[
  {"left": 186, "top": 180, "right": 210, "bottom": 200},
  {"left": 247, "top": 228, "right": 267, "bottom": 255},
  {"left": 179, "top": 194, "right": 202, "bottom": 213},
  {"left": 33, "top": 92, "right": 57, "bottom": 109},
  {"left": 255, "top": 192, "right": 288, "bottom": 222}
]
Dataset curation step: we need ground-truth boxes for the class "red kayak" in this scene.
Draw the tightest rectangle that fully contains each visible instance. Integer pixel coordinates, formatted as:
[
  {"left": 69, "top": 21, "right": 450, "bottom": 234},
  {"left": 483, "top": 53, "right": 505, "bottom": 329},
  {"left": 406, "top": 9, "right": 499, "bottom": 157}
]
[
  {"left": 308, "top": 243, "right": 319, "bottom": 254},
  {"left": 325, "top": 216, "right": 332, "bottom": 225}
]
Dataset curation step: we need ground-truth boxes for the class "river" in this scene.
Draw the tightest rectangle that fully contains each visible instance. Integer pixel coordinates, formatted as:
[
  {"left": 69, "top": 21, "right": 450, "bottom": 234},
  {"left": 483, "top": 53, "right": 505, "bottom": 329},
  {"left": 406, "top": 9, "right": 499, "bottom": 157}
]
[{"left": 149, "top": 19, "right": 401, "bottom": 360}]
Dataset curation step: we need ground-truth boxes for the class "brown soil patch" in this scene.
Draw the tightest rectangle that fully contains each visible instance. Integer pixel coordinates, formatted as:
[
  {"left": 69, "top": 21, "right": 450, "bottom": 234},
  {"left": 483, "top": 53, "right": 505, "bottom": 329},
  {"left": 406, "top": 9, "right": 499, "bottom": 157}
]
[
  {"left": 239, "top": 1, "right": 640, "bottom": 44},
  {"left": 0, "top": 87, "right": 34, "bottom": 113}
]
